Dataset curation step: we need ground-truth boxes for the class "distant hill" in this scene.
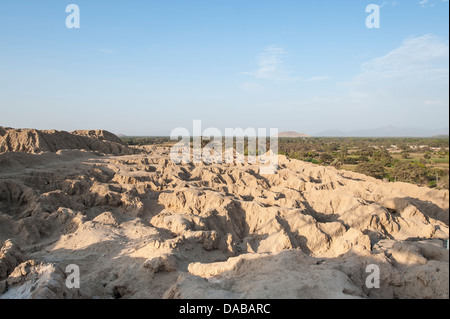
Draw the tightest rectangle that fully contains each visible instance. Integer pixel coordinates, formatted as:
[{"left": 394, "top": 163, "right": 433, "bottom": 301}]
[
  {"left": 315, "top": 125, "right": 449, "bottom": 138},
  {"left": 277, "top": 131, "right": 311, "bottom": 138},
  {"left": 0, "top": 127, "right": 138, "bottom": 155}
]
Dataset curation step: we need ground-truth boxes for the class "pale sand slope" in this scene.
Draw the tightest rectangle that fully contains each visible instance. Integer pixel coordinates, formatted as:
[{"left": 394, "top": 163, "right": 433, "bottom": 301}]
[{"left": 0, "top": 130, "right": 448, "bottom": 299}]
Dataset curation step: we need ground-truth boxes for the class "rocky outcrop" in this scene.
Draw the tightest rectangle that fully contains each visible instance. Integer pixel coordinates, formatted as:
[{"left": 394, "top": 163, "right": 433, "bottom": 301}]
[
  {"left": 0, "top": 240, "right": 24, "bottom": 281},
  {"left": 0, "top": 127, "right": 137, "bottom": 155}
]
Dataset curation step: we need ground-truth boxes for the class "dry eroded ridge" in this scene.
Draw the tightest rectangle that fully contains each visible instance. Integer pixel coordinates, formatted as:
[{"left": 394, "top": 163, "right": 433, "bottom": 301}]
[{"left": 0, "top": 133, "right": 448, "bottom": 299}]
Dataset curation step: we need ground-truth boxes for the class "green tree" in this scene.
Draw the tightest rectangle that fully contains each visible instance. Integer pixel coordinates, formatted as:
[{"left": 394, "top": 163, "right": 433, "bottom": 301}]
[
  {"left": 356, "top": 162, "right": 386, "bottom": 180},
  {"left": 319, "top": 153, "right": 334, "bottom": 164},
  {"left": 393, "top": 162, "right": 428, "bottom": 184},
  {"left": 373, "top": 149, "right": 393, "bottom": 166}
]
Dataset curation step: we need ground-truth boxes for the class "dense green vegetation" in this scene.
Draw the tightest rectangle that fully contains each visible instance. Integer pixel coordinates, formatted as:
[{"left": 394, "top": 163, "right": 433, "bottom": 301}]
[
  {"left": 121, "top": 136, "right": 450, "bottom": 189},
  {"left": 121, "top": 136, "right": 172, "bottom": 146},
  {"left": 278, "top": 137, "right": 449, "bottom": 189}
]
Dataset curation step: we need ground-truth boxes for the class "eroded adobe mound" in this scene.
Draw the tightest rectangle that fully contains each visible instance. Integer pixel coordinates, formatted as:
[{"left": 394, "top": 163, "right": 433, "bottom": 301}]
[
  {"left": 0, "top": 127, "right": 137, "bottom": 155},
  {"left": 0, "top": 142, "right": 448, "bottom": 299}
]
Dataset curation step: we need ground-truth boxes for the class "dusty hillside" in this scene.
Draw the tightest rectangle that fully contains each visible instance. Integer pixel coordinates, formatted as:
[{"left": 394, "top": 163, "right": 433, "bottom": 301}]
[
  {"left": 0, "top": 129, "right": 448, "bottom": 299},
  {"left": 0, "top": 127, "right": 137, "bottom": 155},
  {"left": 277, "top": 131, "right": 311, "bottom": 138}
]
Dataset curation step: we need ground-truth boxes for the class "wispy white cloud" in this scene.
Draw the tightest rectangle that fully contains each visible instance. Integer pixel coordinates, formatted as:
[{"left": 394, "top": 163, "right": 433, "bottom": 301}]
[
  {"left": 330, "top": 34, "right": 449, "bottom": 127},
  {"left": 285, "top": 34, "right": 449, "bottom": 130},
  {"left": 242, "top": 46, "right": 330, "bottom": 83},
  {"left": 345, "top": 34, "right": 448, "bottom": 99},
  {"left": 245, "top": 46, "right": 297, "bottom": 81},
  {"left": 419, "top": 0, "right": 448, "bottom": 7},
  {"left": 379, "top": 1, "right": 398, "bottom": 8}
]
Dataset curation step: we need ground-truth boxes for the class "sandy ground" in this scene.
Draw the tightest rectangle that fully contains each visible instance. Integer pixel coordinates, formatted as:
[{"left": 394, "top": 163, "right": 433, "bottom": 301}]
[{"left": 0, "top": 130, "right": 448, "bottom": 299}]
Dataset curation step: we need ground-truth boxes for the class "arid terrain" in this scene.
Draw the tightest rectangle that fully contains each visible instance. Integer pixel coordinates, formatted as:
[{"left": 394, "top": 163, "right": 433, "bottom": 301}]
[{"left": 0, "top": 127, "right": 448, "bottom": 299}]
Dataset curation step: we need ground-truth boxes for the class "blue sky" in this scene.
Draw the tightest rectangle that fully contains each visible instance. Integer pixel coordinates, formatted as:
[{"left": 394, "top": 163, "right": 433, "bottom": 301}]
[{"left": 0, "top": 0, "right": 448, "bottom": 135}]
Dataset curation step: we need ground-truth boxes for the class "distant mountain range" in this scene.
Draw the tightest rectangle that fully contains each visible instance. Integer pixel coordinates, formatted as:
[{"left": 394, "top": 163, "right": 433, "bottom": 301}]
[
  {"left": 115, "top": 126, "right": 449, "bottom": 138},
  {"left": 314, "top": 125, "right": 449, "bottom": 138}
]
